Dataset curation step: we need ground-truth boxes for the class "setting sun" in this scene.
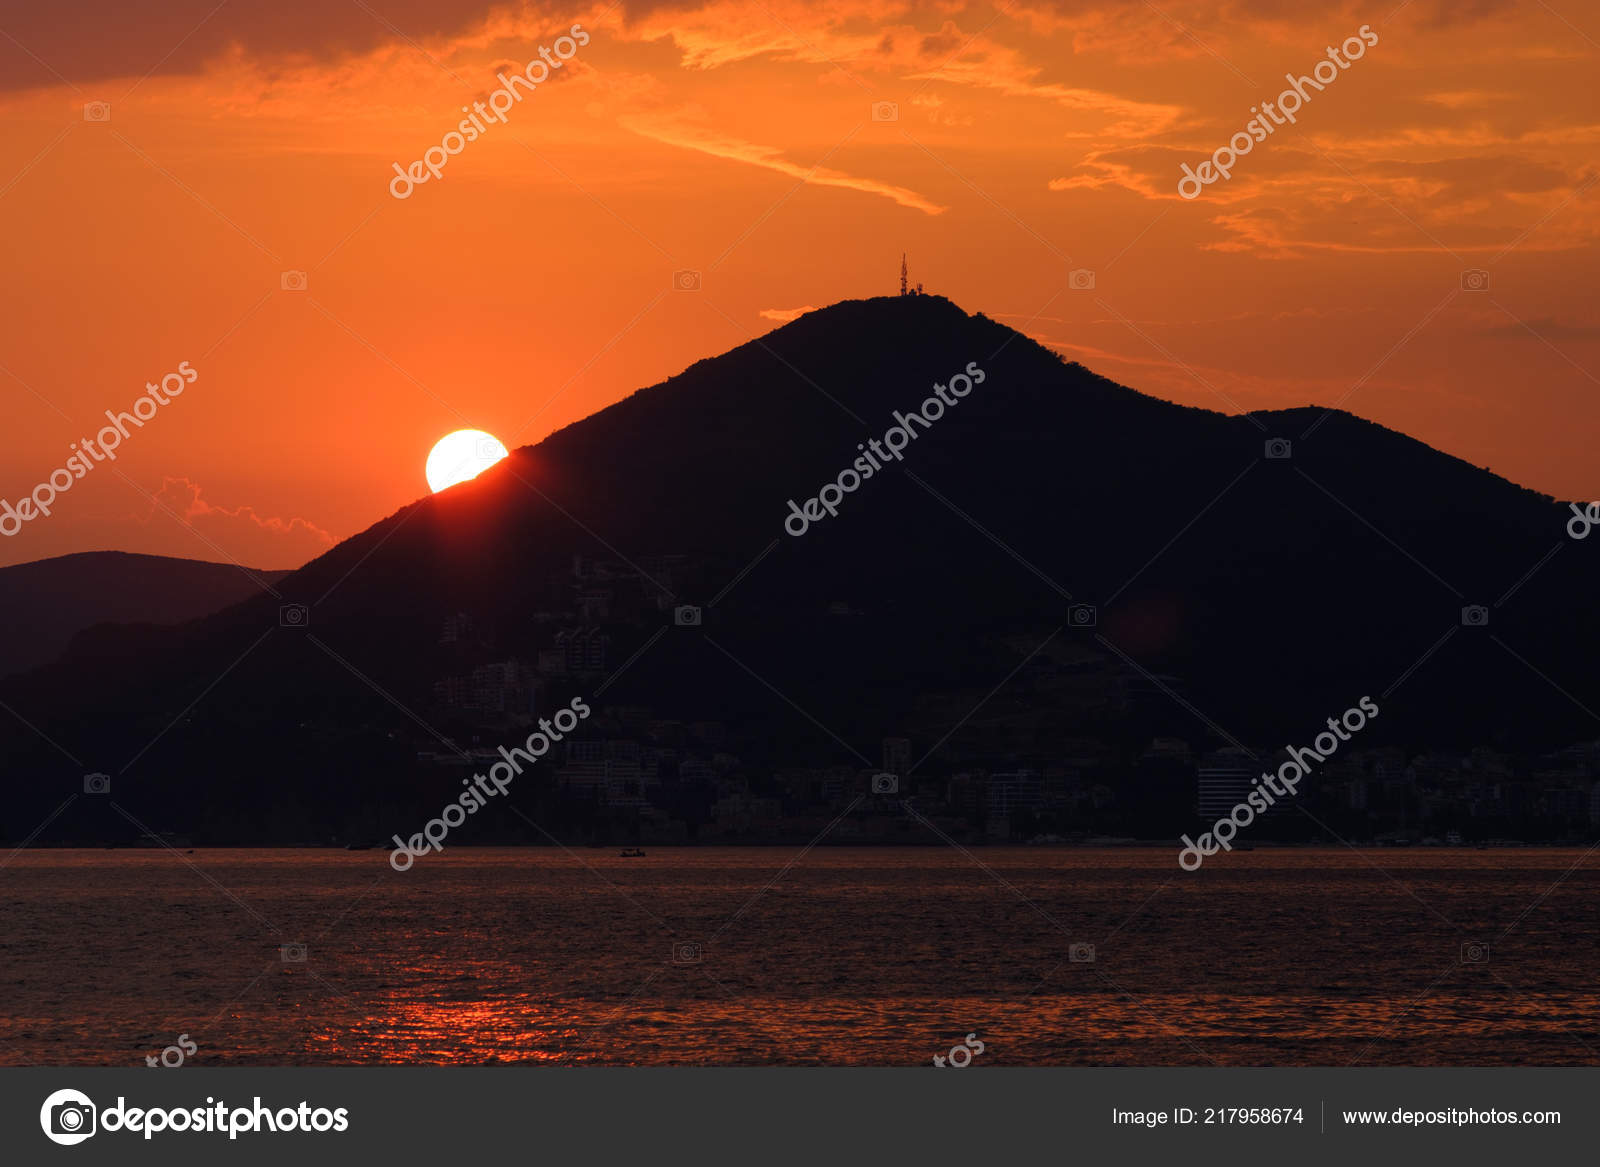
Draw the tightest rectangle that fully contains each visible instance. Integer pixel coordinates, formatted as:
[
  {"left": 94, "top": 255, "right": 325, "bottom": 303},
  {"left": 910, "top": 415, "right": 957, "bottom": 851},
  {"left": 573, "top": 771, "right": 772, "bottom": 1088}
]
[{"left": 425, "top": 430, "right": 508, "bottom": 494}]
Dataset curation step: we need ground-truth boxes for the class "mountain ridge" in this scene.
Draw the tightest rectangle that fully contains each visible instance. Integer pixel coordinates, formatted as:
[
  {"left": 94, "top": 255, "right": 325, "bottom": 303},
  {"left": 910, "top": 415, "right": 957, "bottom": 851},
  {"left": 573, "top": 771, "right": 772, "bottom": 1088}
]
[
  {"left": 0, "top": 550, "right": 292, "bottom": 679},
  {"left": 1, "top": 293, "right": 1593, "bottom": 844}
]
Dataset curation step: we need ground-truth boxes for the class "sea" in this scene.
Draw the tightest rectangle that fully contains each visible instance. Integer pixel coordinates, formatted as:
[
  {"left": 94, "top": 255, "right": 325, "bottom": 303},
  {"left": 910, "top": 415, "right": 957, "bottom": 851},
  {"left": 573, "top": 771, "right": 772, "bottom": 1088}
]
[{"left": 2, "top": 847, "right": 1596, "bottom": 1065}]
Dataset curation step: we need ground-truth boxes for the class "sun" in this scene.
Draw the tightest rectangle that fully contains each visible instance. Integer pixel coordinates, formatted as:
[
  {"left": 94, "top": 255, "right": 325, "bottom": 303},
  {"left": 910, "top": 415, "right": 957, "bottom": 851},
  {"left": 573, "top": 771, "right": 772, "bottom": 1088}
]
[{"left": 426, "top": 429, "right": 509, "bottom": 493}]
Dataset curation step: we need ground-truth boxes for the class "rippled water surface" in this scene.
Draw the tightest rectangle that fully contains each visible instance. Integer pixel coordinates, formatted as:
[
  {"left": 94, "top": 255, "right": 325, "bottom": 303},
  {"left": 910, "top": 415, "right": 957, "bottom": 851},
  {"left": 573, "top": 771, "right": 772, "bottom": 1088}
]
[{"left": 3, "top": 847, "right": 1597, "bottom": 1065}]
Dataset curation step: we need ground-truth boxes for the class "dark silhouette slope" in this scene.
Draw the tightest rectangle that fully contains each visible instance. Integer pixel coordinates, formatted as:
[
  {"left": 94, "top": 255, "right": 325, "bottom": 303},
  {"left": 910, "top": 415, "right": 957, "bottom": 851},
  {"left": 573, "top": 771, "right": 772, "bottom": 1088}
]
[
  {"left": 0, "top": 551, "right": 289, "bottom": 678},
  {"left": 2, "top": 295, "right": 1594, "bottom": 842}
]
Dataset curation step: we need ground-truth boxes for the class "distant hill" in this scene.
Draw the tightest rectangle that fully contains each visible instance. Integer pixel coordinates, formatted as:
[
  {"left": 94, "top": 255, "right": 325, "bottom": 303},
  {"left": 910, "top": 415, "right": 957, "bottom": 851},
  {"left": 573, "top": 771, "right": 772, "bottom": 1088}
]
[
  {"left": 0, "top": 551, "right": 289, "bottom": 678},
  {"left": 2, "top": 295, "right": 1594, "bottom": 843}
]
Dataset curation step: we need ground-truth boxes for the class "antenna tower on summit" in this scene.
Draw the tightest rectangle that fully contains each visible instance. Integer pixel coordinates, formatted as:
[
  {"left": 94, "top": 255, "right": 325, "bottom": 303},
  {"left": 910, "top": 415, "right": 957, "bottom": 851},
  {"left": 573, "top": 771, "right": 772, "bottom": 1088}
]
[{"left": 900, "top": 254, "right": 908, "bottom": 297}]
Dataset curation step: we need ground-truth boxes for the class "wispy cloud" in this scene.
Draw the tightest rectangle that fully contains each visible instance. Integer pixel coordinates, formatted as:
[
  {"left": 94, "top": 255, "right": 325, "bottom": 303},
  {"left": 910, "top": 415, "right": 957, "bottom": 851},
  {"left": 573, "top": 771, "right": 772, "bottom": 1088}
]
[
  {"left": 142, "top": 477, "right": 333, "bottom": 565},
  {"left": 623, "top": 114, "right": 947, "bottom": 214},
  {"left": 1479, "top": 317, "right": 1600, "bottom": 342}
]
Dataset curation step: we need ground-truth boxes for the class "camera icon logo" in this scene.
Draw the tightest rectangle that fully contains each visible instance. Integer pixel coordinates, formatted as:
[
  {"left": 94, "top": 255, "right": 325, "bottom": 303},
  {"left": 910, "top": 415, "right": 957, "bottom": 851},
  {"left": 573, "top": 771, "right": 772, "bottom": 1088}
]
[
  {"left": 1068, "top": 603, "right": 1097, "bottom": 628},
  {"left": 1068, "top": 268, "right": 1096, "bottom": 290},
  {"left": 871, "top": 101, "right": 899, "bottom": 122},
  {"left": 279, "top": 943, "right": 308, "bottom": 963},
  {"left": 1460, "top": 269, "right": 1490, "bottom": 291},
  {"left": 673, "top": 270, "right": 701, "bottom": 291},
  {"left": 871, "top": 772, "right": 899, "bottom": 795},
  {"left": 1461, "top": 605, "right": 1489, "bottom": 627},
  {"left": 673, "top": 941, "right": 702, "bottom": 964},
  {"left": 281, "top": 270, "right": 308, "bottom": 292},
  {"left": 83, "top": 102, "right": 111, "bottom": 123},
  {"left": 1265, "top": 438, "right": 1292, "bottom": 460},
  {"left": 1069, "top": 942, "right": 1096, "bottom": 963},
  {"left": 674, "top": 605, "right": 702, "bottom": 627},
  {"left": 83, "top": 772, "right": 111, "bottom": 795},
  {"left": 40, "top": 1088, "right": 97, "bottom": 1145},
  {"left": 1460, "top": 941, "right": 1489, "bottom": 964},
  {"left": 279, "top": 603, "right": 309, "bottom": 628}
]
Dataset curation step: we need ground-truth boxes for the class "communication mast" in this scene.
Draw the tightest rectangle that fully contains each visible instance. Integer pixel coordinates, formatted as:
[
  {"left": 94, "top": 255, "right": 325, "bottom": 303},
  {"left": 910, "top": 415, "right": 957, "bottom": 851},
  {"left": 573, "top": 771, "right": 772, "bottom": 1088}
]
[{"left": 900, "top": 254, "right": 909, "bottom": 297}]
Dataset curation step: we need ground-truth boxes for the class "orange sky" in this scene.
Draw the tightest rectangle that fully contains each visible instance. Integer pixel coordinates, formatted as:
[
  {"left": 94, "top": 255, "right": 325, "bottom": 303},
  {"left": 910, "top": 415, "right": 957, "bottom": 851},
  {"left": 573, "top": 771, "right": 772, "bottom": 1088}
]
[{"left": 1, "top": 0, "right": 1595, "bottom": 569}]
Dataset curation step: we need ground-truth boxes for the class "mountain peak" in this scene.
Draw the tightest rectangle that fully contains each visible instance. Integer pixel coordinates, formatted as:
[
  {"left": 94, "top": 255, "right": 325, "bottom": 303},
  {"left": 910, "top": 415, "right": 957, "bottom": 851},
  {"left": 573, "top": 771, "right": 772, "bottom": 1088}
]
[{"left": 4, "top": 292, "right": 1598, "bottom": 847}]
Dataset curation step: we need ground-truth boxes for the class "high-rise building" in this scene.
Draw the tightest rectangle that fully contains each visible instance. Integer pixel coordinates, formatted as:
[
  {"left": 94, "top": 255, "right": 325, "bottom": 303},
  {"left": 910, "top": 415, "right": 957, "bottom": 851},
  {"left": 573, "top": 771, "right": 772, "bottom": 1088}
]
[
  {"left": 1196, "top": 767, "right": 1255, "bottom": 819},
  {"left": 987, "top": 770, "right": 1043, "bottom": 818},
  {"left": 882, "top": 737, "right": 911, "bottom": 775},
  {"left": 556, "top": 627, "right": 609, "bottom": 675}
]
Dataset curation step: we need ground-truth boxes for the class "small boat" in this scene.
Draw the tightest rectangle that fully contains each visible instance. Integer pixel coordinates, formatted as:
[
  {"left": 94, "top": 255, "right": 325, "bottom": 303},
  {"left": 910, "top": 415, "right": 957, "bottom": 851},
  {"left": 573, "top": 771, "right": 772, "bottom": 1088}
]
[
  {"left": 620, "top": 848, "right": 646, "bottom": 858},
  {"left": 135, "top": 831, "right": 193, "bottom": 848}
]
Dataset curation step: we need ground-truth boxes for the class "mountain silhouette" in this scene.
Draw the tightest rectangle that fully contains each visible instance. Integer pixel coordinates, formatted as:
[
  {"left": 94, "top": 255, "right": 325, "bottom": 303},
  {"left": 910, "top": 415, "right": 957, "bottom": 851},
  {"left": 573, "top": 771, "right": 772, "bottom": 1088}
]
[
  {"left": 0, "top": 551, "right": 289, "bottom": 679},
  {"left": 2, "top": 294, "right": 1594, "bottom": 844}
]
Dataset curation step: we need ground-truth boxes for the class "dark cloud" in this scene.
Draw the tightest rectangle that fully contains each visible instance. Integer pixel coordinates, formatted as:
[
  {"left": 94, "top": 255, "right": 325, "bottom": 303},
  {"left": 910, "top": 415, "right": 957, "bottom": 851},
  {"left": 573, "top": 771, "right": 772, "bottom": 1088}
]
[
  {"left": 1363, "top": 155, "right": 1572, "bottom": 195},
  {"left": 0, "top": 0, "right": 1528, "bottom": 94},
  {"left": 0, "top": 0, "right": 528, "bottom": 93}
]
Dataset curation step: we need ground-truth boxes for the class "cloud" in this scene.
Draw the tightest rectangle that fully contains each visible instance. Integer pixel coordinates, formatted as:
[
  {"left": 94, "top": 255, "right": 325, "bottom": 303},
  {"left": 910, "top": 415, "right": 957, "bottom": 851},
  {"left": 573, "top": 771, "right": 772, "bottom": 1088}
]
[
  {"left": 910, "top": 92, "right": 973, "bottom": 127},
  {"left": 759, "top": 305, "right": 818, "bottom": 322},
  {"left": 1422, "top": 90, "right": 1514, "bottom": 109},
  {"left": 1479, "top": 317, "right": 1600, "bottom": 342},
  {"left": 619, "top": 0, "right": 923, "bottom": 72},
  {"left": 0, "top": 0, "right": 1534, "bottom": 100},
  {"left": 622, "top": 113, "right": 947, "bottom": 213},
  {"left": 907, "top": 41, "right": 1181, "bottom": 138},
  {"left": 142, "top": 477, "right": 334, "bottom": 566},
  {"left": 1050, "top": 143, "right": 1321, "bottom": 203},
  {"left": 0, "top": 0, "right": 518, "bottom": 93}
]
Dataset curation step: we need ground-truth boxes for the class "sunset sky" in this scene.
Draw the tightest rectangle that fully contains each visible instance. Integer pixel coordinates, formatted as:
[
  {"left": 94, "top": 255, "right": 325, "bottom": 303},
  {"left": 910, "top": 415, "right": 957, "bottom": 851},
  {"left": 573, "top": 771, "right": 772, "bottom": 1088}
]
[{"left": 1, "top": 0, "right": 1595, "bottom": 570}]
